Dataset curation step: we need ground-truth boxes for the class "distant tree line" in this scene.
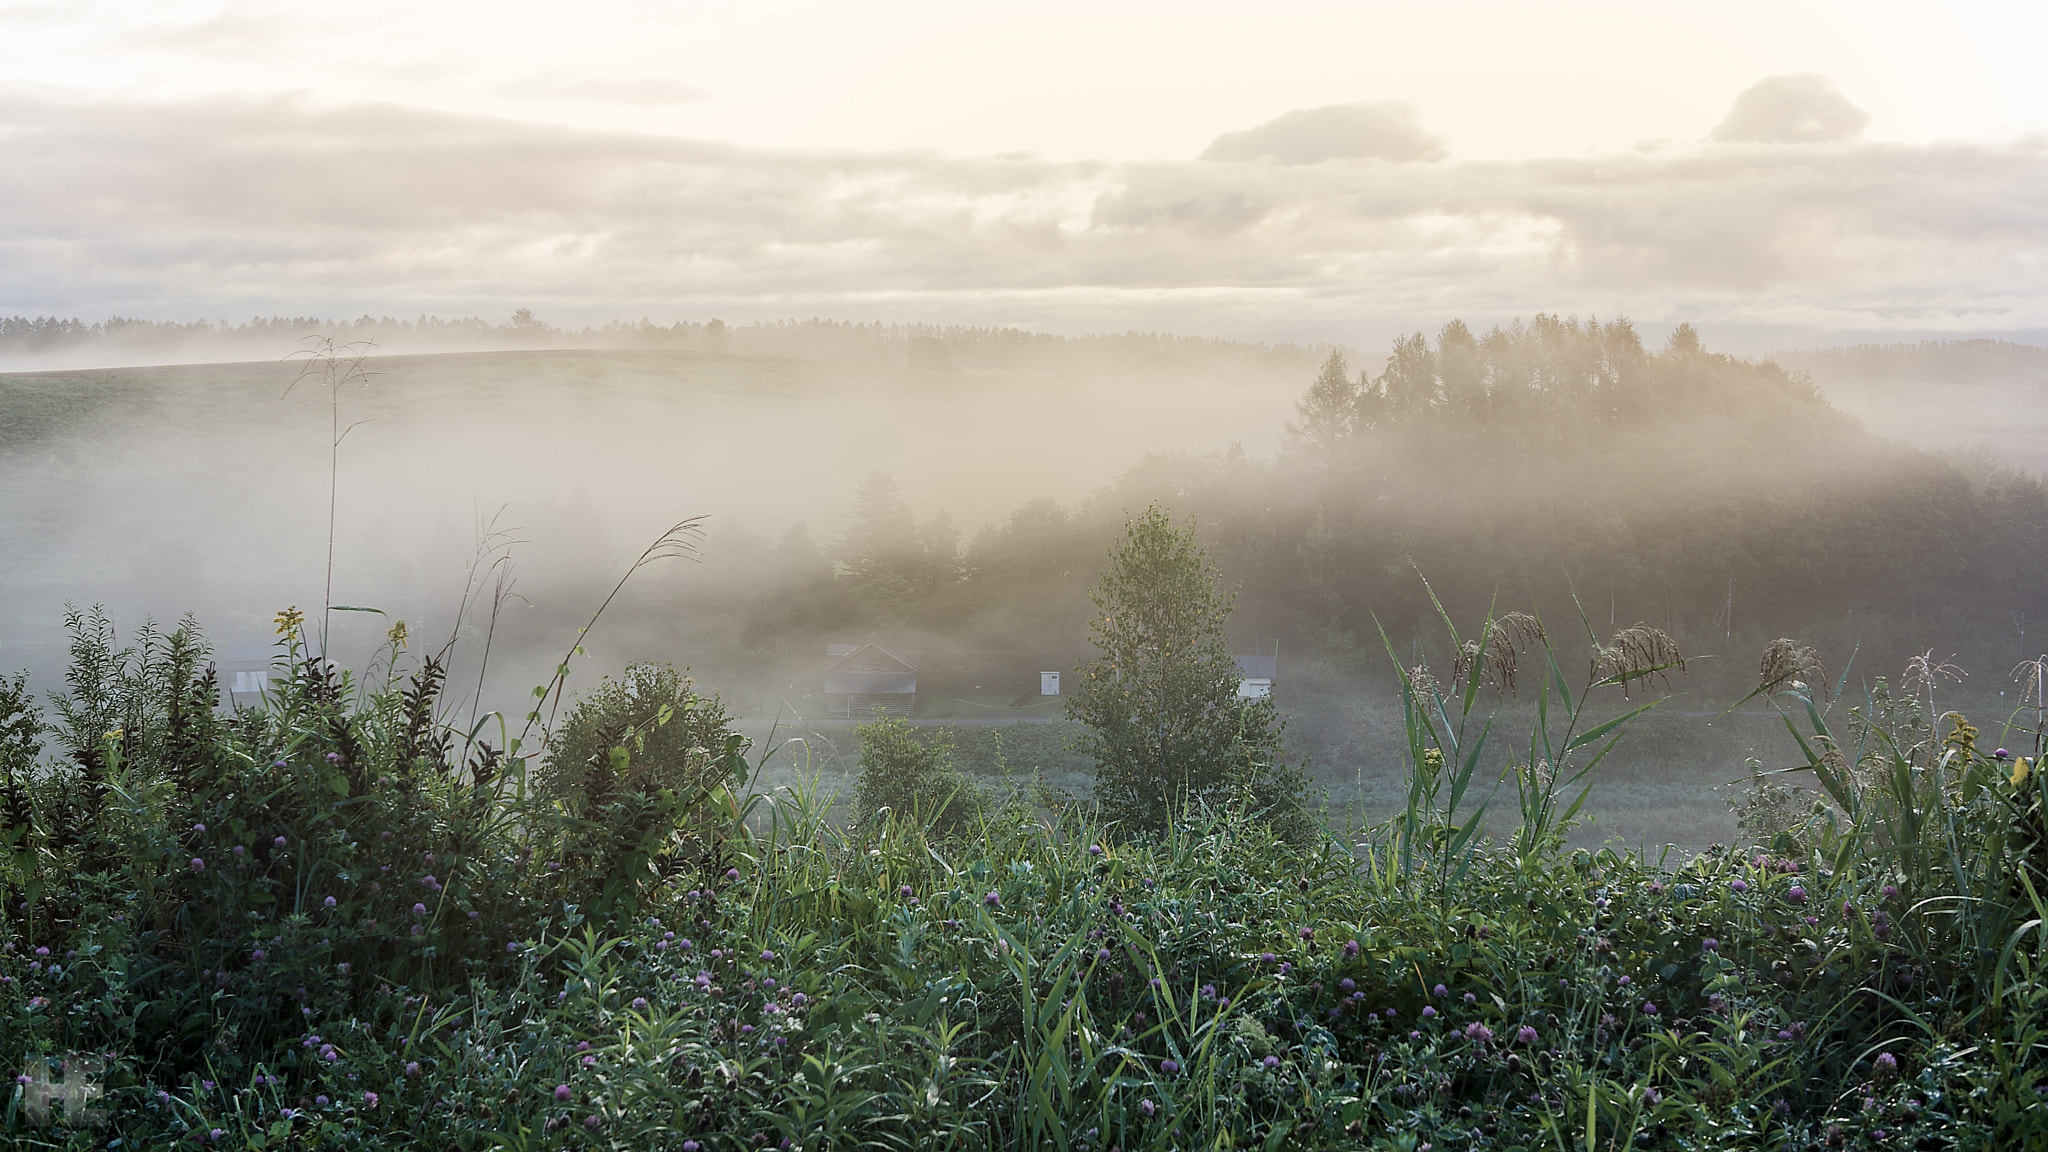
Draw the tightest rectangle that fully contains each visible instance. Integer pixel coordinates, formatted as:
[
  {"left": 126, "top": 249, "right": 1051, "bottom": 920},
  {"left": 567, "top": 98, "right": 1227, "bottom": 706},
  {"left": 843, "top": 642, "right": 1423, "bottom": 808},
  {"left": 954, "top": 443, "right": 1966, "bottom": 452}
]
[
  {"left": 0, "top": 310, "right": 1329, "bottom": 377},
  {"left": 686, "top": 317, "right": 2047, "bottom": 730}
]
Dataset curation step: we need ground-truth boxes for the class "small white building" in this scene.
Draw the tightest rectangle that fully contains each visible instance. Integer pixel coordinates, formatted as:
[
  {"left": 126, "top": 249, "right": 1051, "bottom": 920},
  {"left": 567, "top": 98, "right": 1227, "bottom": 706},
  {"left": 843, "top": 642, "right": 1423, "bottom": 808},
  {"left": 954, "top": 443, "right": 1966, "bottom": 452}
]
[
  {"left": 216, "top": 639, "right": 279, "bottom": 708},
  {"left": 1234, "top": 654, "right": 1276, "bottom": 700}
]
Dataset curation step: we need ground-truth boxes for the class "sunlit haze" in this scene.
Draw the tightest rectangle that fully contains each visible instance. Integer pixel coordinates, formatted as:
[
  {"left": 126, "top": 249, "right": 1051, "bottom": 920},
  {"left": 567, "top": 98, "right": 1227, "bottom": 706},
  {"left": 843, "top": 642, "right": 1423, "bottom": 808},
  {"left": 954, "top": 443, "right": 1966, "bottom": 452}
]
[{"left": 8, "top": 6, "right": 2048, "bottom": 1131}]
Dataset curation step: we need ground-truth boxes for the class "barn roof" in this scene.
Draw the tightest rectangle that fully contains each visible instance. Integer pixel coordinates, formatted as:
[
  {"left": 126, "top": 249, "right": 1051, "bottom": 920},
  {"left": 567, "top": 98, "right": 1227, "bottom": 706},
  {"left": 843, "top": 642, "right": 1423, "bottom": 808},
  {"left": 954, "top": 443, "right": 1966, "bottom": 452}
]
[
  {"left": 1234, "top": 654, "right": 1277, "bottom": 680},
  {"left": 826, "top": 642, "right": 916, "bottom": 675}
]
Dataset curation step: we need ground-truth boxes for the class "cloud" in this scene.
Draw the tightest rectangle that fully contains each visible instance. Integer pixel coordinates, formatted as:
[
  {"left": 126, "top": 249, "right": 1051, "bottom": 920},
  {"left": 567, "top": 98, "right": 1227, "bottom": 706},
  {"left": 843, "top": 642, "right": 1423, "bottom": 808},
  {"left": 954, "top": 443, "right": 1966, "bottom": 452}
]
[
  {"left": 507, "top": 75, "right": 710, "bottom": 106},
  {"left": 0, "top": 91, "right": 2042, "bottom": 342},
  {"left": 118, "top": 11, "right": 295, "bottom": 55},
  {"left": 1200, "top": 101, "right": 1447, "bottom": 164},
  {"left": 1711, "top": 75, "right": 1870, "bottom": 143}
]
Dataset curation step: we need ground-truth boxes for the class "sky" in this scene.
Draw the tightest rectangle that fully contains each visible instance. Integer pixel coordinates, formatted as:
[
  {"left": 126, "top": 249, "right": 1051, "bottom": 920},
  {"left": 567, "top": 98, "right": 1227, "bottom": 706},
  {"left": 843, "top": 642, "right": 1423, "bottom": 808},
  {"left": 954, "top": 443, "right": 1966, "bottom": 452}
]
[{"left": 2, "top": 0, "right": 2046, "bottom": 349}]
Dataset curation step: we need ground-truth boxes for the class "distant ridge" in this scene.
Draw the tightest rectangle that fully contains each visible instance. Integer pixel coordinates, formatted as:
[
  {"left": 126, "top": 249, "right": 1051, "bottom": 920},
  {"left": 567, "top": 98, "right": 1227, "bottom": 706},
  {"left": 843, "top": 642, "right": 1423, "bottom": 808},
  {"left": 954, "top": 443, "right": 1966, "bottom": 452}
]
[
  {"left": 1771, "top": 338, "right": 2048, "bottom": 384},
  {"left": 0, "top": 312, "right": 1335, "bottom": 375}
]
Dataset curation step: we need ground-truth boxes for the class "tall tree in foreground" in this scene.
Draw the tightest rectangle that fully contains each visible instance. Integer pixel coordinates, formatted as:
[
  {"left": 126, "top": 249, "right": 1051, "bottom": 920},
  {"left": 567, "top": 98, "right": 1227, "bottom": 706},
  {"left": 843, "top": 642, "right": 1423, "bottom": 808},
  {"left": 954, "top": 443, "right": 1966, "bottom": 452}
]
[{"left": 1071, "top": 505, "right": 1304, "bottom": 836}]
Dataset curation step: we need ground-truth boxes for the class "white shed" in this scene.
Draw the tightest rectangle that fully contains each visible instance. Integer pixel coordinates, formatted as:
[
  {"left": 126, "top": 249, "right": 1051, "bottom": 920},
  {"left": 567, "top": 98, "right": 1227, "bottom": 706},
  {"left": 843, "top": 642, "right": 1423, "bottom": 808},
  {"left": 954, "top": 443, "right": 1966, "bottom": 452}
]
[
  {"left": 217, "top": 639, "right": 280, "bottom": 708},
  {"left": 1233, "top": 654, "right": 1276, "bottom": 700}
]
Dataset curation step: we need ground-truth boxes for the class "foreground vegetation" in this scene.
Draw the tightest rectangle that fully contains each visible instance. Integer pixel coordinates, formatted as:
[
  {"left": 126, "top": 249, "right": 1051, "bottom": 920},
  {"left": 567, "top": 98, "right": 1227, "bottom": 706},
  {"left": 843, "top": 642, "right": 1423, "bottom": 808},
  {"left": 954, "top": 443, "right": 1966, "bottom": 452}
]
[{"left": 0, "top": 593, "right": 2044, "bottom": 1151}]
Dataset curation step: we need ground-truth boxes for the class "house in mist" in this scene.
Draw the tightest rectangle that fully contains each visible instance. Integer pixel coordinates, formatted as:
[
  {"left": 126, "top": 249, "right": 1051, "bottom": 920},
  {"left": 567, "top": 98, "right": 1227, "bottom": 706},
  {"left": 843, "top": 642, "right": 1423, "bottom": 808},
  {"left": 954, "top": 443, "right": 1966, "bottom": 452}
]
[
  {"left": 1234, "top": 654, "right": 1276, "bottom": 700},
  {"left": 823, "top": 639, "right": 917, "bottom": 717},
  {"left": 216, "top": 639, "right": 278, "bottom": 708}
]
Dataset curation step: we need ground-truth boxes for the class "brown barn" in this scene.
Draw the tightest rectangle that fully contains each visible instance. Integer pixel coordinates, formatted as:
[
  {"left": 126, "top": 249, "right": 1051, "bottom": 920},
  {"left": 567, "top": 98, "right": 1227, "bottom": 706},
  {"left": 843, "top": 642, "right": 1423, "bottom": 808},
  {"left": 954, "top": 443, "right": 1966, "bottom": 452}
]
[{"left": 823, "top": 640, "right": 917, "bottom": 717}]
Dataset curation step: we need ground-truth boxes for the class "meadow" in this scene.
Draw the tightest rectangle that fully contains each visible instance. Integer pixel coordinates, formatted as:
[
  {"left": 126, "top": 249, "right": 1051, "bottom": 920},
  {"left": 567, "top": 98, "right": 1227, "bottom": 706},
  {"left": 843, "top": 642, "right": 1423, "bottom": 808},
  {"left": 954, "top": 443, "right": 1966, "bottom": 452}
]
[
  {"left": 4, "top": 323, "right": 2046, "bottom": 1147},
  {"left": 0, "top": 597, "right": 2043, "bottom": 1150},
  {"left": 3, "top": 326, "right": 2040, "bottom": 858}
]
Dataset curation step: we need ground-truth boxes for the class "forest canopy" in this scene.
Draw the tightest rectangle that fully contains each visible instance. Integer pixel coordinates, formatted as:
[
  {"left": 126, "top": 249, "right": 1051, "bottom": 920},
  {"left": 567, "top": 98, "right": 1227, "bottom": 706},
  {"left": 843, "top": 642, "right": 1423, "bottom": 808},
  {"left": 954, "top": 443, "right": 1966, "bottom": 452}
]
[{"left": 665, "top": 316, "right": 2044, "bottom": 776}]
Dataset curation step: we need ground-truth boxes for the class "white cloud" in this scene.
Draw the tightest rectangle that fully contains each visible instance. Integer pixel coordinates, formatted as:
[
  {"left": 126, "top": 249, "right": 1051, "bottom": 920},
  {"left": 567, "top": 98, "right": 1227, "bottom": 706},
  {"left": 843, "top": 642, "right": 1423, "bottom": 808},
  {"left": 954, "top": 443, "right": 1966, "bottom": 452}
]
[
  {"left": 0, "top": 86, "right": 2043, "bottom": 343},
  {"left": 504, "top": 75, "right": 710, "bottom": 107},
  {"left": 1200, "top": 102, "right": 1447, "bottom": 164},
  {"left": 1711, "top": 75, "right": 1870, "bottom": 144}
]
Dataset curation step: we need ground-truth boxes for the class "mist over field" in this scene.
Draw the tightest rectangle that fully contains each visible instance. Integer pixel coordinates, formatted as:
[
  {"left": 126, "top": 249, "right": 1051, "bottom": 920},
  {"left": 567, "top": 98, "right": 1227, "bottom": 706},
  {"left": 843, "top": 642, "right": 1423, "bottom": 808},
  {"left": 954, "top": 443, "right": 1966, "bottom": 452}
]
[
  {"left": 13, "top": 6, "right": 2048, "bottom": 1145},
  {"left": 0, "top": 329, "right": 1315, "bottom": 760},
  {"left": 5, "top": 314, "right": 2044, "bottom": 851}
]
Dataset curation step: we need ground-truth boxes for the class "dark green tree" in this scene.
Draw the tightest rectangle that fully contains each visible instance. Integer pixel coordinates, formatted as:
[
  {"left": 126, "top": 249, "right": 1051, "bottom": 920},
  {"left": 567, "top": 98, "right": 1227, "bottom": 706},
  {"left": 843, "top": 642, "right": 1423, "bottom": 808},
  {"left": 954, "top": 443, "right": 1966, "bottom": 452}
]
[
  {"left": 1286, "top": 350, "right": 1364, "bottom": 454},
  {"left": 0, "top": 671, "right": 40, "bottom": 779},
  {"left": 850, "top": 715, "right": 984, "bottom": 838},
  {"left": 1379, "top": 331, "right": 1438, "bottom": 413},
  {"left": 837, "top": 472, "right": 965, "bottom": 612},
  {"left": 1070, "top": 505, "right": 1302, "bottom": 835},
  {"left": 838, "top": 473, "right": 919, "bottom": 584}
]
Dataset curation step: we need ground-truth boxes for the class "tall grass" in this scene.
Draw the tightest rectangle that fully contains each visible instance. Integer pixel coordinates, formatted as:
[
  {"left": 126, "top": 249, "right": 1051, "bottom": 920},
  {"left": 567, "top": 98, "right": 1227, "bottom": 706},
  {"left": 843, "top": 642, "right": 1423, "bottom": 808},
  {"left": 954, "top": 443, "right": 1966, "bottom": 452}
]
[{"left": 0, "top": 588, "right": 2043, "bottom": 1148}]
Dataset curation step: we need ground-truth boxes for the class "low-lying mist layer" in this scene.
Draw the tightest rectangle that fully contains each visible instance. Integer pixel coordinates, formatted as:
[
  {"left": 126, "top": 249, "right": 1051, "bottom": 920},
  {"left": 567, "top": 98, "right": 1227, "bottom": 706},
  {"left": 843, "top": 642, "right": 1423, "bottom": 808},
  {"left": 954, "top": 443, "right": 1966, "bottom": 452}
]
[{"left": 3, "top": 318, "right": 2044, "bottom": 848}]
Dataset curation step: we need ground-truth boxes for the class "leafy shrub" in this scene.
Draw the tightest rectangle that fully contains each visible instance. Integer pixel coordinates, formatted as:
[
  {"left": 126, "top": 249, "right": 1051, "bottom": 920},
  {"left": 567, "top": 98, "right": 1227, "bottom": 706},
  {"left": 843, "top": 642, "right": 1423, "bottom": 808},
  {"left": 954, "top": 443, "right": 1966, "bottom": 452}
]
[
  {"left": 538, "top": 663, "right": 741, "bottom": 804},
  {"left": 850, "top": 714, "right": 986, "bottom": 837},
  {"left": 1727, "top": 757, "right": 1827, "bottom": 850},
  {"left": 0, "top": 607, "right": 751, "bottom": 1131},
  {"left": 536, "top": 662, "right": 750, "bottom": 916},
  {"left": 1070, "top": 504, "right": 1305, "bottom": 838}
]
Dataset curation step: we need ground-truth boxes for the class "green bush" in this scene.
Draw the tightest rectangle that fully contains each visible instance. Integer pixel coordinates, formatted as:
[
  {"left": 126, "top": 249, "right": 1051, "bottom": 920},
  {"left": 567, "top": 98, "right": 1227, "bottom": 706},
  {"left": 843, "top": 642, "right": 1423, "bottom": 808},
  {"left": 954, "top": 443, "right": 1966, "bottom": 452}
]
[
  {"left": 1070, "top": 505, "right": 1307, "bottom": 839},
  {"left": 0, "top": 607, "right": 751, "bottom": 1133},
  {"left": 850, "top": 714, "right": 986, "bottom": 838},
  {"left": 538, "top": 663, "right": 740, "bottom": 805},
  {"left": 537, "top": 662, "right": 749, "bottom": 915}
]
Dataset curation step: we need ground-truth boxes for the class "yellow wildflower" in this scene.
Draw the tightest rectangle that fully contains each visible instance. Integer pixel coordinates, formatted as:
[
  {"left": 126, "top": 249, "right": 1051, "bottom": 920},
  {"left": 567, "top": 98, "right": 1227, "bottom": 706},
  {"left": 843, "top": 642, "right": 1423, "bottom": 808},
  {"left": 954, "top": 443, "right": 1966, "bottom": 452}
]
[
  {"left": 274, "top": 606, "right": 305, "bottom": 636},
  {"left": 2013, "top": 757, "right": 2032, "bottom": 789},
  {"left": 387, "top": 619, "right": 409, "bottom": 650},
  {"left": 1945, "top": 715, "right": 1979, "bottom": 759}
]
